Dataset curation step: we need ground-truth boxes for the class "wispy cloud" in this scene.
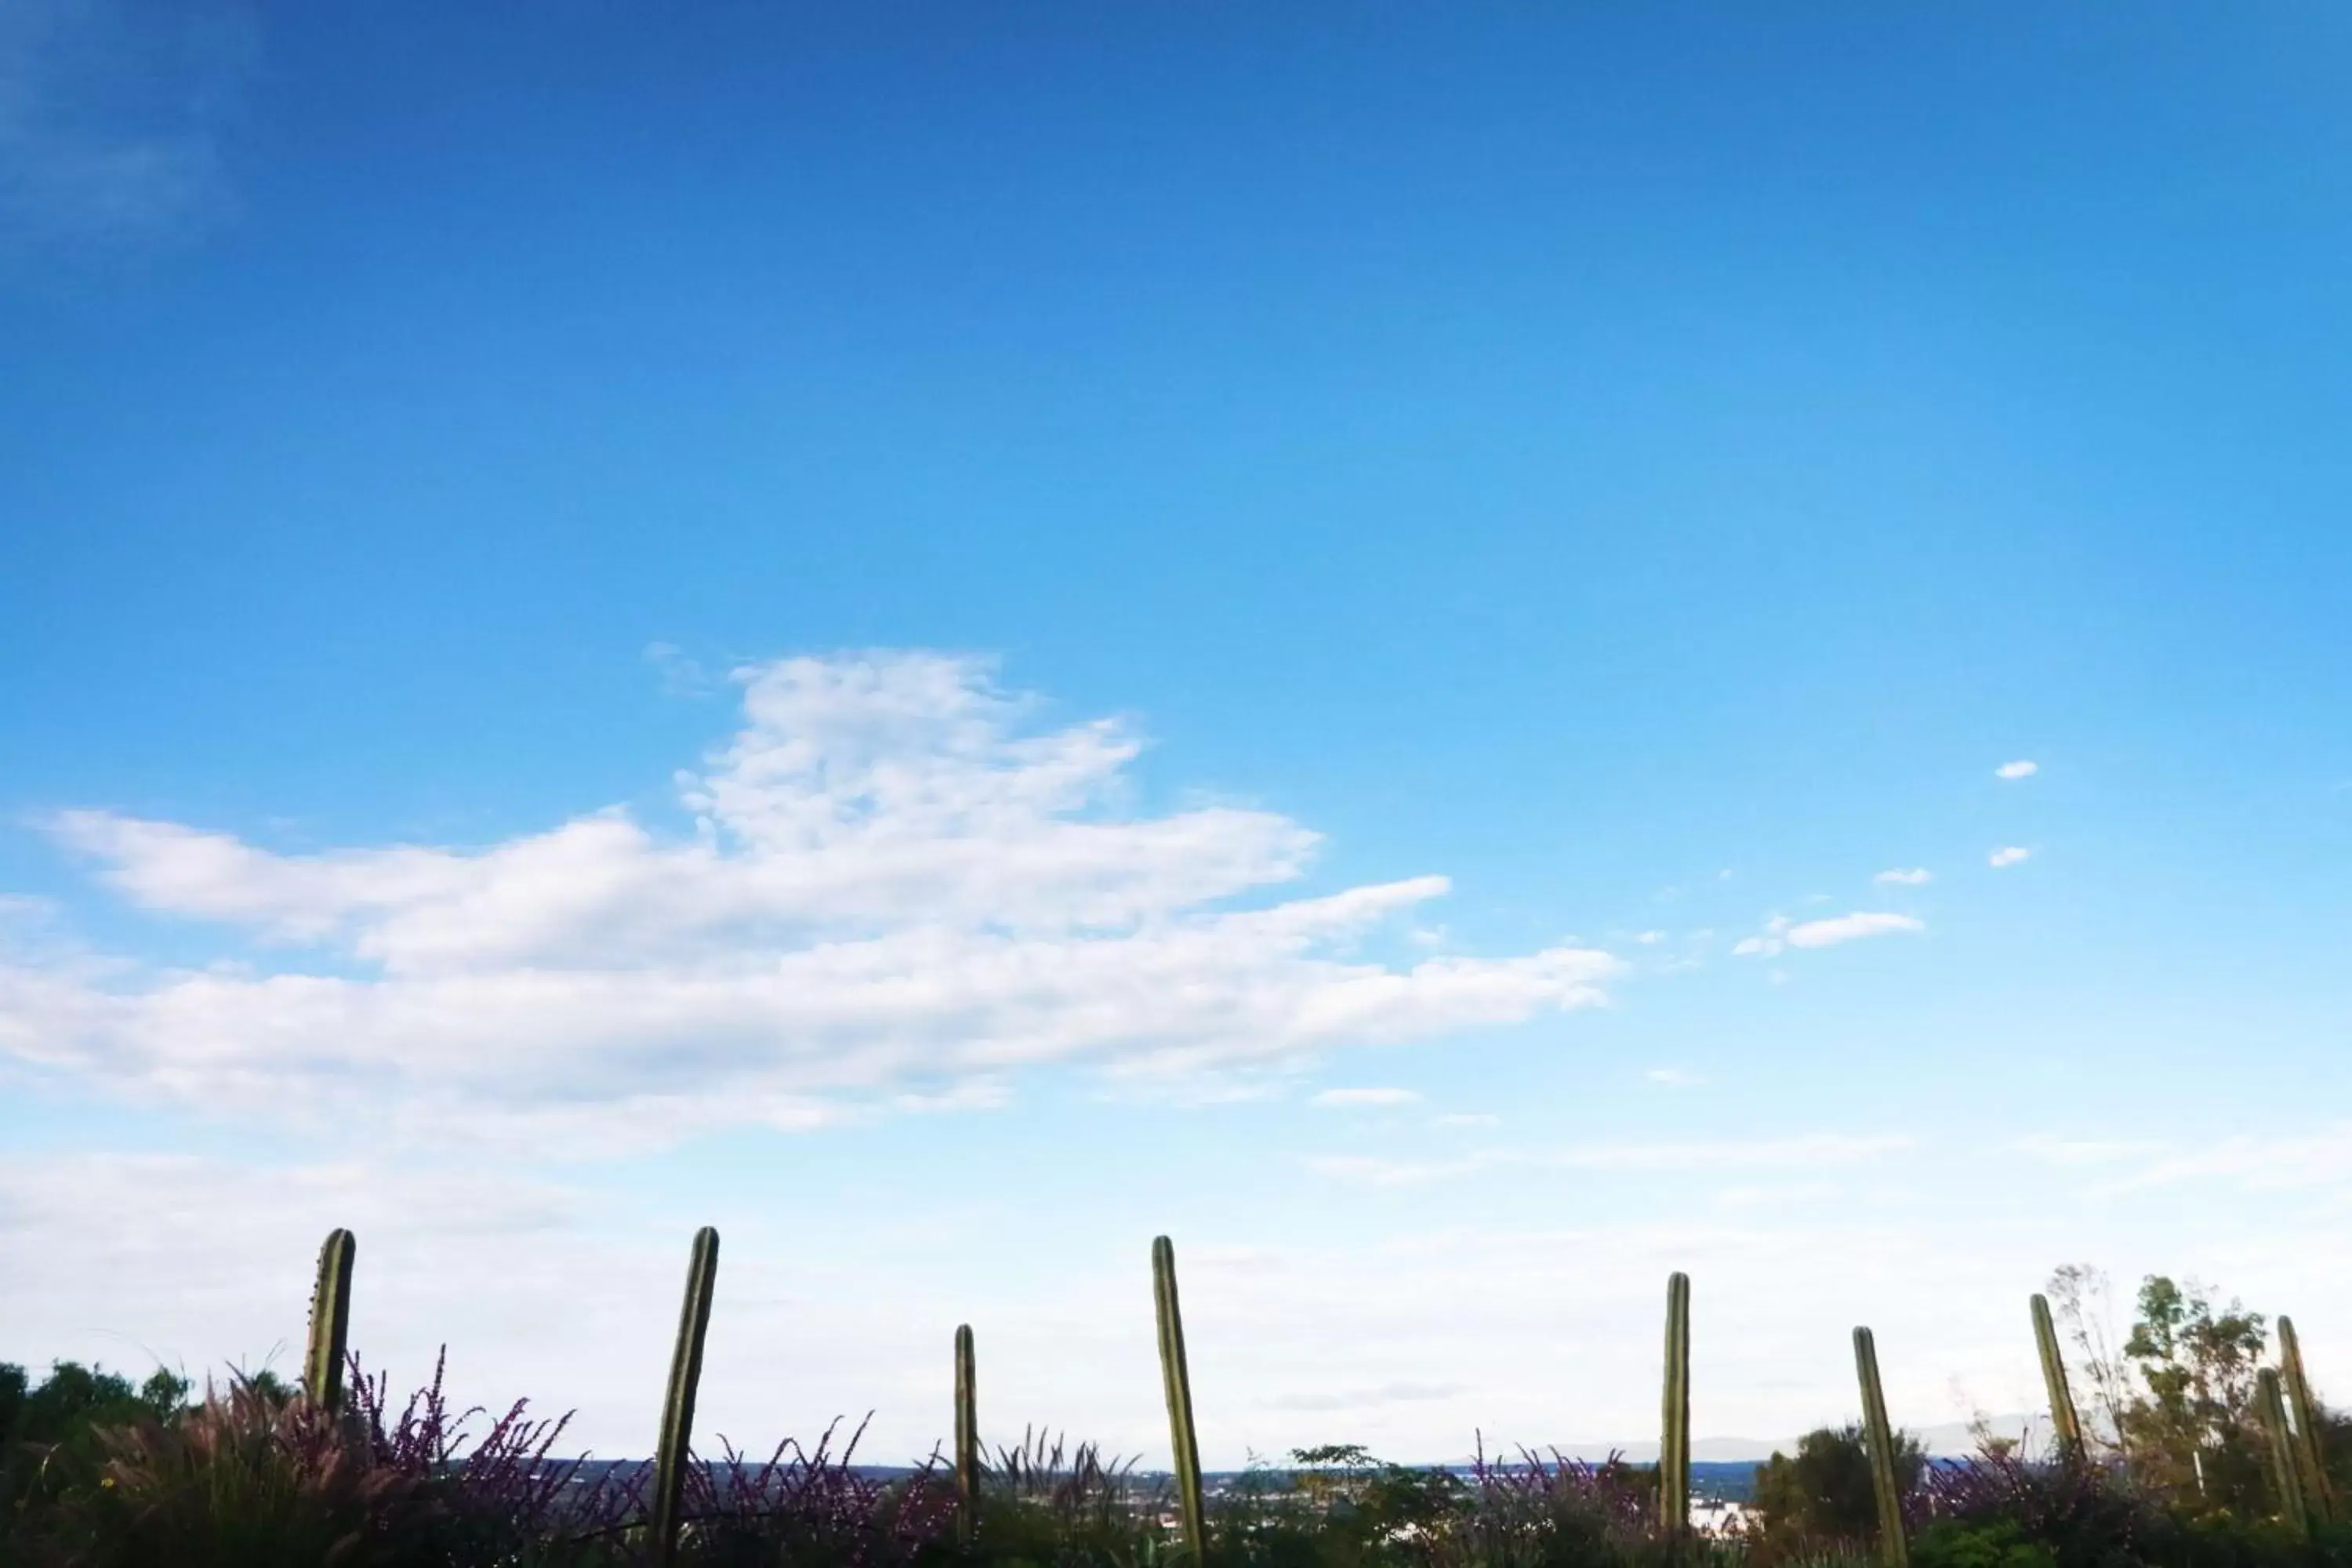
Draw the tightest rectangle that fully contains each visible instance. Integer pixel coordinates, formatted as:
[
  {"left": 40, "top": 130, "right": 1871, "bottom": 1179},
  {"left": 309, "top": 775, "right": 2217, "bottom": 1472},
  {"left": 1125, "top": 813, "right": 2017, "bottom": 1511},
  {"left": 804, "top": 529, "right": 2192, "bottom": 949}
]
[
  {"left": 1307, "top": 1134, "right": 1912, "bottom": 1188},
  {"left": 1734, "top": 911, "right": 1922, "bottom": 957},
  {"left": 1994, "top": 760, "right": 2038, "bottom": 780},
  {"left": 1646, "top": 1067, "right": 1705, "bottom": 1088},
  {"left": 1265, "top": 1381, "right": 1465, "bottom": 1412},
  {"left": 0, "top": 0, "right": 258, "bottom": 247},
  {"left": 1988, "top": 847, "right": 2031, "bottom": 869},
  {"left": 8, "top": 652, "right": 1621, "bottom": 1149},
  {"left": 1874, "top": 868, "right": 1932, "bottom": 886},
  {"left": 1312, "top": 1087, "right": 1423, "bottom": 1109}
]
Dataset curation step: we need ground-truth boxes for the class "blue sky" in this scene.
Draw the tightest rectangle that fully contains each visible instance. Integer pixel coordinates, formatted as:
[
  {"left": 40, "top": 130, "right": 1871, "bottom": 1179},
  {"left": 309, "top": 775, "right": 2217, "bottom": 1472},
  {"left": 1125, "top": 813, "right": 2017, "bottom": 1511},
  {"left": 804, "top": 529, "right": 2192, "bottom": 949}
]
[{"left": 5, "top": 2, "right": 2352, "bottom": 1463}]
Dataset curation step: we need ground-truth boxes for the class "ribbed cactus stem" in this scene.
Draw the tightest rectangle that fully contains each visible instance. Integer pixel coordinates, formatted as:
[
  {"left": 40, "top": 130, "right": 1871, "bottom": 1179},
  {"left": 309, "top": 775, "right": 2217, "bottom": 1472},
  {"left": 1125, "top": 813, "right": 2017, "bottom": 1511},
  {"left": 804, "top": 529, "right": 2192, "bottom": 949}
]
[
  {"left": 303, "top": 1229, "right": 356, "bottom": 1413},
  {"left": 1661, "top": 1272, "right": 1690, "bottom": 1537},
  {"left": 2030, "top": 1293, "right": 2084, "bottom": 1461},
  {"left": 2280, "top": 1318, "right": 2333, "bottom": 1524},
  {"left": 1853, "top": 1327, "right": 1909, "bottom": 1568},
  {"left": 955, "top": 1323, "right": 980, "bottom": 1543},
  {"left": 2259, "top": 1367, "right": 2310, "bottom": 1536},
  {"left": 651, "top": 1226, "right": 720, "bottom": 1568},
  {"left": 1152, "top": 1236, "right": 1208, "bottom": 1562}
]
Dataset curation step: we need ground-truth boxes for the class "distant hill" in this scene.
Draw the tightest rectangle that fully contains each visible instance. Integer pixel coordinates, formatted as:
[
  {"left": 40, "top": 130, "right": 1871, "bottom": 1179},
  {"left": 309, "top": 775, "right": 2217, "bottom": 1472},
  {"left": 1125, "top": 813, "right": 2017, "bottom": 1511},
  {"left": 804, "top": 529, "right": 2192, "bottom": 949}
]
[{"left": 1475, "top": 1413, "right": 2038, "bottom": 1465}]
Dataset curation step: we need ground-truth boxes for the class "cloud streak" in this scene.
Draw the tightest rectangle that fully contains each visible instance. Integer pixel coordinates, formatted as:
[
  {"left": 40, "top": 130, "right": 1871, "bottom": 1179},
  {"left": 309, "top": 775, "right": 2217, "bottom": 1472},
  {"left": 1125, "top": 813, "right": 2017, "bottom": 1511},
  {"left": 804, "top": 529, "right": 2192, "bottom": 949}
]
[
  {"left": 1733, "top": 911, "right": 1923, "bottom": 958},
  {"left": 0, "top": 0, "right": 257, "bottom": 246},
  {"left": 1312, "top": 1087, "right": 1422, "bottom": 1108},
  {"left": 7, "top": 653, "right": 1619, "bottom": 1148}
]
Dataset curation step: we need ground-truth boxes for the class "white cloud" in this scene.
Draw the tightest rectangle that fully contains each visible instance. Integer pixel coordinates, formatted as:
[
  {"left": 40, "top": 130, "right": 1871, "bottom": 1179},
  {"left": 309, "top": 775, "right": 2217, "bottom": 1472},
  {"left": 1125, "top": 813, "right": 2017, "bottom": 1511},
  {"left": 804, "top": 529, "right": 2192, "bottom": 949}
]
[
  {"left": 1874, "top": 868, "right": 1933, "bottom": 886},
  {"left": 1784, "top": 912, "right": 1924, "bottom": 949},
  {"left": 1312, "top": 1087, "right": 1422, "bottom": 1109},
  {"left": 1988, "top": 846, "right": 2031, "bottom": 869},
  {"left": 1434, "top": 1112, "right": 1498, "bottom": 1128},
  {"left": 1633, "top": 930, "right": 1664, "bottom": 945},
  {"left": 1734, "top": 911, "right": 1922, "bottom": 956},
  {"left": 1994, "top": 760, "right": 2038, "bottom": 780},
  {"left": 1646, "top": 1067, "right": 1704, "bottom": 1088},
  {"left": 7, "top": 652, "right": 1620, "bottom": 1147}
]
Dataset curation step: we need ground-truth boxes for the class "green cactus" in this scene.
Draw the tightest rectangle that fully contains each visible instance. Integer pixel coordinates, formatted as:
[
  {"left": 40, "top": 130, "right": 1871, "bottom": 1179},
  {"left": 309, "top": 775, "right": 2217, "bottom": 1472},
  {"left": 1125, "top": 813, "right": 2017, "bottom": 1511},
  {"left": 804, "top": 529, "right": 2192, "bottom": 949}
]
[
  {"left": 1853, "top": 1327, "right": 1909, "bottom": 1568},
  {"left": 2030, "top": 1293, "right": 2084, "bottom": 1461},
  {"left": 652, "top": 1226, "right": 720, "bottom": 1568},
  {"left": 1152, "top": 1236, "right": 1207, "bottom": 1563},
  {"left": 1661, "top": 1272, "right": 1690, "bottom": 1538},
  {"left": 2279, "top": 1318, "right": 2333, "bottom": 1524},
  {"left": 2258, "top": 1367, "right": 2310, "bottom": 1536},
  {"left": 956, "top": 1323, "right": 980, "bottom": 1542},
  {"left": 303, "top": 1229, "right": 356, "bottom": 1414}
]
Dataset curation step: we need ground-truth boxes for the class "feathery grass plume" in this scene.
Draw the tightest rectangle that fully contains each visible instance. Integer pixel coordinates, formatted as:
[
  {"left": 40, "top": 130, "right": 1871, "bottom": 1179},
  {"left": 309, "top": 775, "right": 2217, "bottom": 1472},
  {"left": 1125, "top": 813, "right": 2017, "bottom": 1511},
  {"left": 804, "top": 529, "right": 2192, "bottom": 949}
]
[
  {"left": 955, "top": 1323, "right": 979, "bottom": 1543},
  {"left": 1853, "top": 1327, "right": 1910, "bottom": 1568},
  {"left": 2256, "top": 1367, "right": 2309, "bottom": 1536},
  {"left": 2030, "top": 1293, "right": 2084, "bottom": 1463},
  {"left": 982, "top": 1425, "right": 1157, "bottom": 1565},
  {"left": 2278, "top": 1316, "right": 2333, "bottom": 1524},
  {"left": 1661, "top": 1272, "right": 1691, "bottom": 1540},
  {"left": 652, "top": 1225, "right": 720, "bottom": 1567},
  {"left": 1152, "top": 1234, "right": 1207, "bottom": 1562},
  {"left": 303, "top": 1229, "right": 355, "bottom": 1414},
  {"left": 679, "top": 1414, "right": 957, "bottom": 1566}
]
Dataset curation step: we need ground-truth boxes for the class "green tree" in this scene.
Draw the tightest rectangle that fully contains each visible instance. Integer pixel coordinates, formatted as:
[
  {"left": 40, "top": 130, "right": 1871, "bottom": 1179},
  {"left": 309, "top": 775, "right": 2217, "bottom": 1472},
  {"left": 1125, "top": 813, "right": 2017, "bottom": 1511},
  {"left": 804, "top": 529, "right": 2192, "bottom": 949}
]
[
  {"left": 2118, "top": 1276, "right": 2268, "bottom": 1512},
  {"left": 1751, "top": 1423, "right": 1926, "bottom": 1549}
]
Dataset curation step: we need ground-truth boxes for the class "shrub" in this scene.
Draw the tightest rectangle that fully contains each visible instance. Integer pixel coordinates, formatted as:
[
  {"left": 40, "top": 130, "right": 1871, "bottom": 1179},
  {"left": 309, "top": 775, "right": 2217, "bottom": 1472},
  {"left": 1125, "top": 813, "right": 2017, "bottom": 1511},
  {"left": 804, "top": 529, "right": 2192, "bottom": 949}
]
[{"left": 1748, "top": 1425, "right": 1925, "bottom": 1559}]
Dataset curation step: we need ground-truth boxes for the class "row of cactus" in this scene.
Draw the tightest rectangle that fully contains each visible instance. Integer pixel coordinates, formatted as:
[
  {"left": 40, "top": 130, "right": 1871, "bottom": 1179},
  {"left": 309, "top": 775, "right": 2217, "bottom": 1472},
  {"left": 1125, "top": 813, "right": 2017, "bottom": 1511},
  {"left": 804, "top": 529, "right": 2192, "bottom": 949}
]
[{"left": 294, "top": 1227, "right": 2338, "bottom": 1564}]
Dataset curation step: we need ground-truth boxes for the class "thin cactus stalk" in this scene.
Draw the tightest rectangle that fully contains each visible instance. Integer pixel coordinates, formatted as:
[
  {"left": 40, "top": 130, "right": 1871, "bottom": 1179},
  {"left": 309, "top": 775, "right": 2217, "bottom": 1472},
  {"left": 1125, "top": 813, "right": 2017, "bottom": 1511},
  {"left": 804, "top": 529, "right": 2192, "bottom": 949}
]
[
  {"left": 956, "top": 1323, "right": 980, "bottom": 1543},
  {"left": 1661, "top": 1272, "right": 1690, "bottom": 1538},
  {"left": 2031, "top": 1293, "right": 2084, "bottom": 1461},
  {"left": 2259, "top": 1367, "right": 2310, "bottom": 1536},
  {"left": 1152, "top": 1236, "right": 1208, "bottom": 1562},
  {"left": 1853, "top": 1327, "right": 1909, "bottom": 1568},
  {"left": 303, "top": 1229, "right": 356, "bottom": 1413},
  {"left": 2281, "top": 1317, "right": 2334, "bottom": 1524},
  {"left": 652, "top": 1226, "right": 720, "bottom": 1568}
]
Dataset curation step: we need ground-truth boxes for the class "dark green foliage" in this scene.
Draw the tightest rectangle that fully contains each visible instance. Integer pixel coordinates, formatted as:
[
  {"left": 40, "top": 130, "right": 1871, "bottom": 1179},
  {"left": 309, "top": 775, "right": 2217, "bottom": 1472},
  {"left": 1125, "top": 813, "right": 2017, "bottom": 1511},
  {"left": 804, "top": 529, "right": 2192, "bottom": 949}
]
[
  {"left": 0, "top": 1360, "right": 192, "bottom": 1555},
  {"left": 1911, "top": 1519, "right": 2058, "bottom": 1568},
  {"left": 1751, "top": 1425, "right": 1927, "bottom": 1555}
]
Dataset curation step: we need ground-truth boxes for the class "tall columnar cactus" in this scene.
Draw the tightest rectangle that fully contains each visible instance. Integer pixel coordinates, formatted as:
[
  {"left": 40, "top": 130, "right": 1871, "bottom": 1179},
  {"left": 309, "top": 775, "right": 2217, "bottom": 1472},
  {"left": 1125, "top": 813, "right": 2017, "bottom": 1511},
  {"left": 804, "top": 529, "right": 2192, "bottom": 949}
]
[
  {"left": 2030, "top": 1293, "right": 2084, "bottom": 1461},
  {"left": 1661, "top": 1272, "right": 1691, "bottom": 1537},
  {"left": 2280, "top": 1318, "right": 2333, "bottom": 1524},
  {"left": 1853, "top": 1327, "right": 1909, "bottom": 1568},
  {"left": 2259, "top": 1367, "right": 2311, "bottom": 1537},
  {"left": 303, "top": 1229, "right": 356, "bottom": 1414},
  {"left": 955, "top": 1323, "right": 980, "bottom": 1542},
  {"left": 652, "top": 1226, "right": 720, "bottom": 1568},
  {"left": 1152, "top": 1236, "right": 1207, "bottom": 1563}
]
